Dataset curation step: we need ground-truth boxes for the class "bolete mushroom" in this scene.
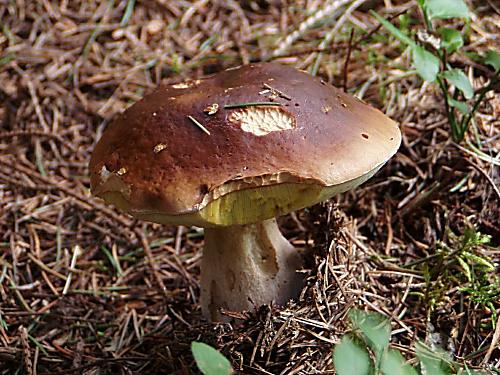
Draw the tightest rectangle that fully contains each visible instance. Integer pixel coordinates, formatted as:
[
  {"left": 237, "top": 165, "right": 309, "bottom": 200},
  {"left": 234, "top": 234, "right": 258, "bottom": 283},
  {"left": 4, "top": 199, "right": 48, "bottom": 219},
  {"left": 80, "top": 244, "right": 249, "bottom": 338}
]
[{"left": 89, "top": 63, "right": 401, "bottom": 321}]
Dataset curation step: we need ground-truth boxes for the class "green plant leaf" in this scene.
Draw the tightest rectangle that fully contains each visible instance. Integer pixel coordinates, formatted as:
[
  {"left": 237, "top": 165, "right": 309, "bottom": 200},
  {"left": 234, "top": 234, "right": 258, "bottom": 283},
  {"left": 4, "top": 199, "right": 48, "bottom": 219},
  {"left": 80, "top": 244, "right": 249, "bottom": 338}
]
[
  {"left": 398, "top": 14, "right": 412, "bottom": 34},
  {"left": 484, "top": 50, "right": 500, "bottom": 71},
  {"left": 437, "top": 28, "right": 463, "bottom": 53},
  {"left": 456, "top": 256, "right": 472, "bottom": 281},
  {"left": 333, "top": 335, "right": 373, "bottom": 375},
  {"left": 191, "top": 342, "right": 232, "bottom": 375},
  {"left": 442, "top": 69, "right": 474, "bottom": 99},
  {"left": 381, "top": 349, "right": 418, "bottom": 375},
  {"left": 349, "top": 310, "right": 391, "bottom": 355},
  {"left": 462, "top": 251, "right": 495, "bottom": 270},
  {"left": 460, "top": 227, "right": 491, "bottom": 249},
  {"left": 425, "top": 0, "right": 469, "bottom": 19},
  {"left": 371, "top": 11, "right": 415, "bottom": 47},
  {"left": 415, "top": 341, "right": 453, "bottom": 375},
  {"left": 412, "top": 45, "right": 440, "bottom": 82},
  {"left": 448, "top": 98, "right": 470, "bottom": 114}
]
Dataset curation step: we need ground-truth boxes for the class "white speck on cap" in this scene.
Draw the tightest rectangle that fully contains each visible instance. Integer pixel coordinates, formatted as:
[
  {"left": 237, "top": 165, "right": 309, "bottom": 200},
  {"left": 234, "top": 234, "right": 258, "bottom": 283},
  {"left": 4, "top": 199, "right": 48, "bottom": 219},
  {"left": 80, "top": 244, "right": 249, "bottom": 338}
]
[{"left": 100, "top": 165, "right": 110, "bottom": 182}]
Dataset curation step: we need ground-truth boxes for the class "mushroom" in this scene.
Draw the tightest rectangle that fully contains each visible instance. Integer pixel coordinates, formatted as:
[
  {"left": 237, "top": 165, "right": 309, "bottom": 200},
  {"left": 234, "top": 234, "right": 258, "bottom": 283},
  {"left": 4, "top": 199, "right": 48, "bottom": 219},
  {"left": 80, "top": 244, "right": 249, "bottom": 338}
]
[{"left": 89, "top": 63, "right": 401, "bottom": 321}]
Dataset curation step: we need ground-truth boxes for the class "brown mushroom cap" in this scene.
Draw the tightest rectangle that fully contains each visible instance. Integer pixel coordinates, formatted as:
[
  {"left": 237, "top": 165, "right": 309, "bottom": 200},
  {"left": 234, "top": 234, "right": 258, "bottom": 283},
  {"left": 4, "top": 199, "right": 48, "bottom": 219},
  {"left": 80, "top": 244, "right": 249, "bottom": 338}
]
[{"left": 89, "top": 63, "right": 401, "bottom": 227}]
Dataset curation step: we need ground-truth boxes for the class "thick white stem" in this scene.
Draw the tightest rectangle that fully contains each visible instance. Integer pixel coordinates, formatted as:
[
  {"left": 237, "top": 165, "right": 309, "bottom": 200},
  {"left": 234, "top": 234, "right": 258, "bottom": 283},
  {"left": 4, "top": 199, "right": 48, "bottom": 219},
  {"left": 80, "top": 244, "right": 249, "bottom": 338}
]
[{"left": 200, "top": 219, "right": 303, "bottom": 321}]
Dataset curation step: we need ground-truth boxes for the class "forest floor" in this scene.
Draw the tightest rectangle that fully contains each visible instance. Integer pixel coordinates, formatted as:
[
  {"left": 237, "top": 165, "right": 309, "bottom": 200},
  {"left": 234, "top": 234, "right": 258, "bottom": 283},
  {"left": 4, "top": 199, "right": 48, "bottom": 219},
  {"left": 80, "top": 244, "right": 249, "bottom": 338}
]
[{"left": 0, "top": 0, "right": 498, "bottom": 374}]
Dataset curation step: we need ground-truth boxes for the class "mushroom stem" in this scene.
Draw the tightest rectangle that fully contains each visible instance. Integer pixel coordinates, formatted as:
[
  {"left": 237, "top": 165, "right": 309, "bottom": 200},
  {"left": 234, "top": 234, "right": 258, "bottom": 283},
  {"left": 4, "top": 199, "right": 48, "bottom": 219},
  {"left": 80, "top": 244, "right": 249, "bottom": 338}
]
[{"left": 200, "top": 219, "right": 303, "bottom": 321}]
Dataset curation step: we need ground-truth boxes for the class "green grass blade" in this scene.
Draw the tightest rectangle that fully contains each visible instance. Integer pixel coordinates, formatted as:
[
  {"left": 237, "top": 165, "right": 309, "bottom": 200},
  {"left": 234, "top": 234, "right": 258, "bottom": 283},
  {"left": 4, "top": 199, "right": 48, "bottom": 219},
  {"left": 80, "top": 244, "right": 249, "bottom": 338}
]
[{"left": 370, "top": 11, "right": 415, "bottom": 47}]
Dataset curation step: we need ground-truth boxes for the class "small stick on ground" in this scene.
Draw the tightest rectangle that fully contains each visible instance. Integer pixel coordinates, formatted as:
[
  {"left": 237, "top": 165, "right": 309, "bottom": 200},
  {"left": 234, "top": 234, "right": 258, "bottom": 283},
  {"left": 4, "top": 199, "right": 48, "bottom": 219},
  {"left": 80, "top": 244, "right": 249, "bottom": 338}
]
[
  {"left": 139, "top": 231, "right": 169, "bottom": 298},
  {"left": 62, "top": 245, "right": 81, "bottom": 295},
  {"left": 342, "top": 29, "right": 355, "bottom": 92},
  {"left": 20, "top": 326, "right": 33, "bottom": 375}
]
